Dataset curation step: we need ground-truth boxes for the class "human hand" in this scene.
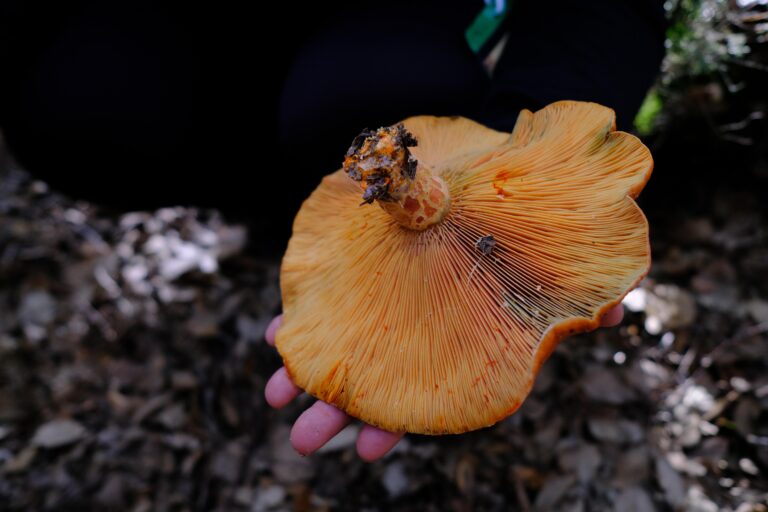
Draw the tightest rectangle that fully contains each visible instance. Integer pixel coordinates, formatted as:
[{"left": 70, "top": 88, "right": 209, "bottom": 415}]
[{"left": 264, "top": 305, "right": 624, "bottom": 461}]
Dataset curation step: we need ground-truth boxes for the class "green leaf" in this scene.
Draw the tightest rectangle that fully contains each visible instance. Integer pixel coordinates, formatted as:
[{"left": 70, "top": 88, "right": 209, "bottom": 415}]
[{"left": 634, "top": 89, "right": 663, "bottom": 136}]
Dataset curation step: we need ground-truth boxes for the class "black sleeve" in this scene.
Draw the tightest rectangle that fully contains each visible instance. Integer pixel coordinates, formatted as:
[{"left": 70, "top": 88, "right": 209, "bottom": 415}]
[
  {"left": 481, "top": 0, "right": 667, "bottom": 131},
  {"left": 0, "top": 1, "right": 91, "bottom": 107}
]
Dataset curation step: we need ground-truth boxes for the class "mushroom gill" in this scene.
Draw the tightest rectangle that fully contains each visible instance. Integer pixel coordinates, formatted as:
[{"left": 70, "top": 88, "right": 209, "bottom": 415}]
[{"left": 276, "top": 101, "right": 653, "bottom": 434}]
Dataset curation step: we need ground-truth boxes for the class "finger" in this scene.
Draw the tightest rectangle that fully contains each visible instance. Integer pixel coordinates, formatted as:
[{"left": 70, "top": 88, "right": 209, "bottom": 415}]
[
  {"left": 265, "top": 314, "right": 283, "bottom": 346},
  {"left": 265, "top": 367, "right": 302, "bottom": 409},
  {"left": 600, "top": 305, "right": 624, "bottom": 327},
  {"left": 290, "top": 401, "right": 351, "bottom": 456},
  {"left": 356, "top": 425, "right": 403, "bottom": 462}
]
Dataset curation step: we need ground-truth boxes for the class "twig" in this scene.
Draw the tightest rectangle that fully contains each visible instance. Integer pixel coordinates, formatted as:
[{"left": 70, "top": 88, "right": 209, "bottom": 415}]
[{"left": 512, "top": 466, "right": 532, "bottom": 512}]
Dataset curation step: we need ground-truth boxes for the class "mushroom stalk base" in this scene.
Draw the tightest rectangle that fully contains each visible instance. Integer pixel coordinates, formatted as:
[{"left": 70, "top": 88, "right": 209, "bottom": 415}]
[{"left": 343, "top": 124, "right": 451, "bottom": 231}]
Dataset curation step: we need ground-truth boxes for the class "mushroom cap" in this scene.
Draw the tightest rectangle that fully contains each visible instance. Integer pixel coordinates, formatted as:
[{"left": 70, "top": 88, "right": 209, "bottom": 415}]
[{"left": 276, "top": 101, "right": 653, "bottom": 434}]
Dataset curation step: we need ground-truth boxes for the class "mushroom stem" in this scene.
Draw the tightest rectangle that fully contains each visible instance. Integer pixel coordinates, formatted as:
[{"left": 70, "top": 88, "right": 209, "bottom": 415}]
[{"left": 343, "top": 124, "right": 451, "bottom": 230}]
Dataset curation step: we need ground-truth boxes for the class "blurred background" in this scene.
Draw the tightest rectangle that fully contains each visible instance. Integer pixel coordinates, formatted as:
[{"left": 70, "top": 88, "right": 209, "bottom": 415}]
[{"left": 1, "top": 0, "right": 768, "bottom": 510}]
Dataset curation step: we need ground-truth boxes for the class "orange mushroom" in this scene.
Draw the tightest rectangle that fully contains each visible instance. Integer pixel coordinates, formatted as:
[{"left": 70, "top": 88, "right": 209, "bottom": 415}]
[{"left": 276, "top": 101, "right": 652, "bottom": 435}]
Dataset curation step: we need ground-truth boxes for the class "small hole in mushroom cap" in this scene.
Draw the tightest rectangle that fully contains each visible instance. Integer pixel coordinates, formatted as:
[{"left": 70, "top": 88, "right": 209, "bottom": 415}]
[{"left": 476, "top": 235, "right": 497, "bottom": 255}]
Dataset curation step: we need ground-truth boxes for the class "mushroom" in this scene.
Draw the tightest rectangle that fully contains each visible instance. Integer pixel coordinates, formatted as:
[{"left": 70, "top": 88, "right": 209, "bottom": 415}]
[{"left": 276, "top": 101, "right": 652, "bottom": 434}]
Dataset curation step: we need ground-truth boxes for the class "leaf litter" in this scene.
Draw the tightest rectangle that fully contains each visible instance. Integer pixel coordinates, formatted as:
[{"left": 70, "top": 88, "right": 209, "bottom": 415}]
[{"left": 1, "top": 137, "right": 767, "bottom": 510}]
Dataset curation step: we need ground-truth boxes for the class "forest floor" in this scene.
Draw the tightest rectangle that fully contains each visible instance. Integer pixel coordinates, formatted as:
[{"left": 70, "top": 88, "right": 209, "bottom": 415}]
[{"left": 1, "top": 125, "right": 767, "bottom": 511}]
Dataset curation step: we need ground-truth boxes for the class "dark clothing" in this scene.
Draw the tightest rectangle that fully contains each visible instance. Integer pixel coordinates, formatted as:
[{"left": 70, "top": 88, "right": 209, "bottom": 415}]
[{"left": 0, "top": 1, "right": 666, "bottom": 242}]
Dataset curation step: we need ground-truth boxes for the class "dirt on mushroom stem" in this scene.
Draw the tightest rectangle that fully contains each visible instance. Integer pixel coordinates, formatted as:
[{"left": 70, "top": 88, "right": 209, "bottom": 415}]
[{"left": 343, "top": 124, "right": 451, "bottom": 231}]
